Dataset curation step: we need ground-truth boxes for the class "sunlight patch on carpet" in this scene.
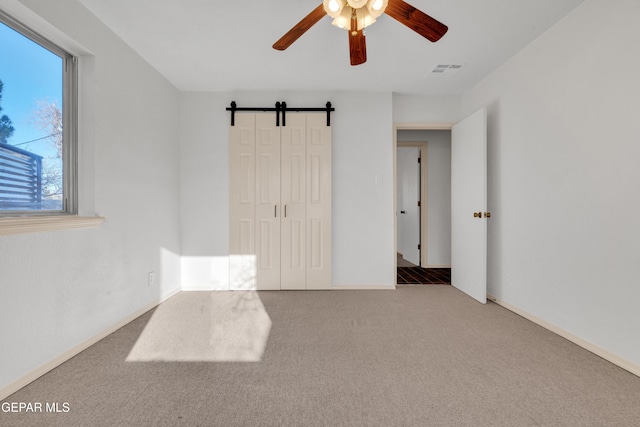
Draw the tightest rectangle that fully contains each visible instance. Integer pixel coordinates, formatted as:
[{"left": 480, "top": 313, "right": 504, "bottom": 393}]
[{"left": 126, "top": 291, "right": 271, "bottom": 362}]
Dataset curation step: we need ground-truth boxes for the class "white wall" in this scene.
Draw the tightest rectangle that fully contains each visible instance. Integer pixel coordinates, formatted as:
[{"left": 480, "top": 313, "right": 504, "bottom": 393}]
[
  {"left": 179, "top": 92, "right": 230, "bottom": 290},
  {"left": 393, "top": 94, "right": 461, "bottom": 123},
  {"left": 180, "top": 91, "right": 396, "bottom": 289},
  {"left": 461, "top": 0, "right": 640, "bottom": 367},
  {"left": 397, "top": 130, "right": 452, "bottom": 267},
  {"left": 0, "top": 0, "right": 182, "bottom": 393}
]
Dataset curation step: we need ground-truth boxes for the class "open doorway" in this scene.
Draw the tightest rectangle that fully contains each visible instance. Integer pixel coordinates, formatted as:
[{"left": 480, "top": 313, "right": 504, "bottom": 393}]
[{"left": 395, "top": 126, "right": 452, "bottom": 284}]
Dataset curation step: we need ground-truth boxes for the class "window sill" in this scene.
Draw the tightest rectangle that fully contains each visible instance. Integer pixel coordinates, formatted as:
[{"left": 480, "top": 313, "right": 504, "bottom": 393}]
[{"left": 0, "top": 215, "right": 105, "bottom": 236}]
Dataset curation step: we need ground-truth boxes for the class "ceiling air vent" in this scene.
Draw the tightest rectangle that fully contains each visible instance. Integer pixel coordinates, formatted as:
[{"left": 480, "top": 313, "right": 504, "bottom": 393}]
[{"left": 430, "top": 64, "right": 463, "bottom": 74}]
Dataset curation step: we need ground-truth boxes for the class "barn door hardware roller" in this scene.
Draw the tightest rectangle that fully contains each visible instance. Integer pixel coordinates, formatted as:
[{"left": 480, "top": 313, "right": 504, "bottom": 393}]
[{"left": 226, "top": 101, "right": 335, "bottom": 126}]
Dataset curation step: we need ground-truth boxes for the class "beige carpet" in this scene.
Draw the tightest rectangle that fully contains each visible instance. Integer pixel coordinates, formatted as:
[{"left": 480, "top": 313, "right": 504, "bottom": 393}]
[
  {"left": 3, "top": 287, "right": 640, "bottom": 426},
  {"left": 126, "top": 292, "right": 271, "bottom": 363}
]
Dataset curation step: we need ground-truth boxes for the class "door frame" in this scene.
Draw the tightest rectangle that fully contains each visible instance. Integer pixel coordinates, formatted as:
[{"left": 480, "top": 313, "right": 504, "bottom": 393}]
[{"left": 393, "top": 122, "right": 454, "bottom": 279}]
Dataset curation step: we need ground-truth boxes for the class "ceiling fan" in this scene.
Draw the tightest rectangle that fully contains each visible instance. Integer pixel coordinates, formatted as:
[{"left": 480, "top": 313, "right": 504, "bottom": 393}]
[{"left": 273, "top": 0, "right": 448, "bottom": 66}]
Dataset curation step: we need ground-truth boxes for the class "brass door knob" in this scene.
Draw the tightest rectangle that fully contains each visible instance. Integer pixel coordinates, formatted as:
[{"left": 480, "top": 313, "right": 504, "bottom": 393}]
[{"left": 473, "top": 212, "right": 482, "bottom": 218}]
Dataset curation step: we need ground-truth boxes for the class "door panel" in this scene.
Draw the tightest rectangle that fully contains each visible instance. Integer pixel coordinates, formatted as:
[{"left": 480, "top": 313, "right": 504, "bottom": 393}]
[
  {"left": 306, "top": 114, "right": 332, "bottom": 289},
  {"left": 230, "top": 114, "right": 256, "bottom": 290},
  {"left": 255, "top": 114, "right": 281, "bottom": 290},
  {"left": 281, "top": 114, "right": 307, "bottom": 289},
  {"left": 288, "top": 219, "right": 304, "bottom": 267},
  {"left": 309, "top": 218, "right": 324, "bottom": 269},
  {"left": 451, "top": 108, "right": 487, "bottom": 303}
]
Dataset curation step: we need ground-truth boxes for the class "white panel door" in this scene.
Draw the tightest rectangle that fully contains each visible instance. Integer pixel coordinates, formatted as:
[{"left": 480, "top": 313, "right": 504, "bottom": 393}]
[
  {"left": 397, "top": 147, "right": 421, "bottom": 266},
  {"left": 229, "top": 113, "right": 256, "bottom": 290},
  {"left": 255, "top": 114, "right": 281, "bottom": 290},
  {"left": 281, "top": 114, "right": 307, "bottom": 290},
  {"left": 306, "top": 113, "right": 332, "bottom": 290},
  {"left": 451, "top": 107, "right": 487, "bottom": 303}
]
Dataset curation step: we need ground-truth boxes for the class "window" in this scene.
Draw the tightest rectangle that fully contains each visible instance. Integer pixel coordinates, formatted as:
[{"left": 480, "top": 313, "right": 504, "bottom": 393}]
[{"left": 0, "top": 11, "right": 77, "bottom": 216}]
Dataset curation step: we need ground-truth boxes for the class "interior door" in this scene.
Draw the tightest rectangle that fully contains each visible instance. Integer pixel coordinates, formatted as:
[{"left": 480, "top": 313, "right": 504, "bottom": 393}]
[
  {"left": 451, "top": 108, "right": 487, "bottom": 303},
  {"left": 397, "top": 147, "right": 421, "bottom": 266}
]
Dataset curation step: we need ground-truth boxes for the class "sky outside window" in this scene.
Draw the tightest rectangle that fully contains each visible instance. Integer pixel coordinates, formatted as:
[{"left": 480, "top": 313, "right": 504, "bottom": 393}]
[{"left": 1, "top": 21, "right": 62, "bottom": 152}]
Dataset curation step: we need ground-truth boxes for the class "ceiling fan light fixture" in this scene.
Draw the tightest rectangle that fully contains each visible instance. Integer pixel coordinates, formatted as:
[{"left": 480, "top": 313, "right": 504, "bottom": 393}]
[
  {"left": 332, "top": 6, "right": 353, "bottom": 29},
  {"left": 355, "top": 7, "right": 376, "bottom": 30},
  {"left": 332, "top": 3, "right": 379, "bottom": 31},
  {"left": 366, "top": 0, "right": 388, "bottom": 18},
  {"left": 323, "top": 0, "right": 346, "bottom": 18},
  {"left": 346, "top": 0, "right": 368, "bottom": 8}
]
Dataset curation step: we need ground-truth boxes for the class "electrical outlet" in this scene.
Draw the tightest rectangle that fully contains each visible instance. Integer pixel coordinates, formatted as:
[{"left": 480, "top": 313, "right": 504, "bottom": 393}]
[
  {"left": 505, "top": 272, "right": 512, "bottom": 286},
  {"left": 148, "top": 271, "right": 155, "bottom": 286}
]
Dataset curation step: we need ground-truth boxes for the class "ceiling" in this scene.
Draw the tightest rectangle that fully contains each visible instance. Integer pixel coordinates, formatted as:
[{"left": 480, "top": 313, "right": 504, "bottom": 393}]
[{"left": 78, "top": 0, "right": 585, "bottom": 95}]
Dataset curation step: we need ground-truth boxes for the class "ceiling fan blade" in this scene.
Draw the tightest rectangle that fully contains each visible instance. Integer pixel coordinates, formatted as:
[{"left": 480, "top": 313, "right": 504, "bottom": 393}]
[
  {"left": 384, "top": 0, "right": 448, "bottom": 42},
  {"left": 349, "top": 29, "right": 367, "bottom": 66},
  {"left": 273, "top": 4, "right": 326, "bottom": 50}
]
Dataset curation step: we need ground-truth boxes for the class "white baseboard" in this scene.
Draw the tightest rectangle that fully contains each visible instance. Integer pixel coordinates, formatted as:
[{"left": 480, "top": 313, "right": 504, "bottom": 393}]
[
  {"left": 331, "top": 285, "right": 397, "bottom": 290},
  {"left": 181, "top": 285, "right": 228, "bottom": 291},
  {"left": 0, "top": 288, "right": 180, "bottom": 401},
  {"left": 182, "top": 286, "right": 397, "bottom": 291},
  {"left": 487, "top": 294, "right": 640, "bottom": 378},
  {"left": 184, "top": 286, "right": 398, "bottom": 291}
]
